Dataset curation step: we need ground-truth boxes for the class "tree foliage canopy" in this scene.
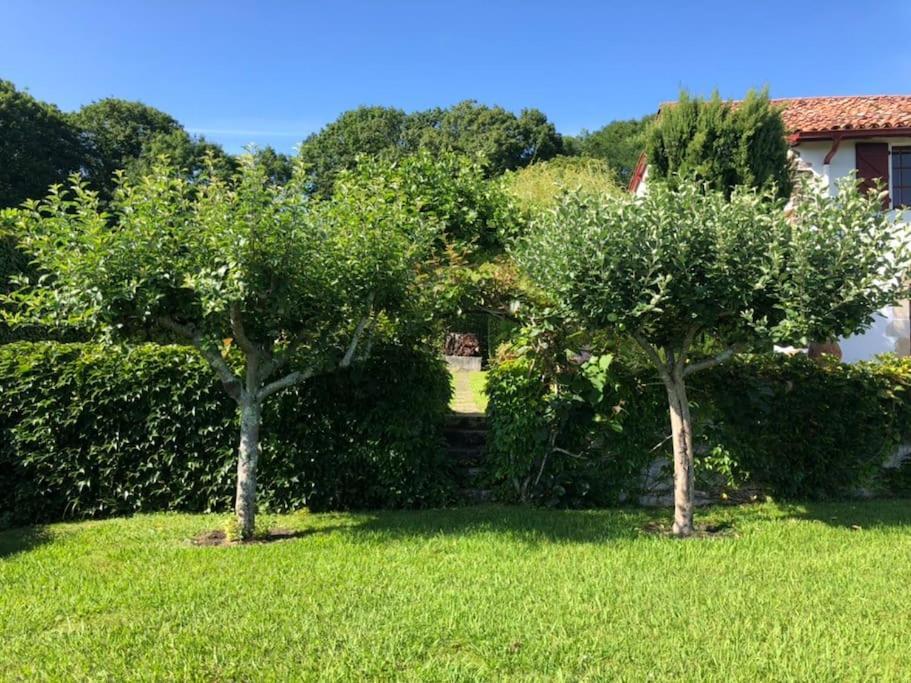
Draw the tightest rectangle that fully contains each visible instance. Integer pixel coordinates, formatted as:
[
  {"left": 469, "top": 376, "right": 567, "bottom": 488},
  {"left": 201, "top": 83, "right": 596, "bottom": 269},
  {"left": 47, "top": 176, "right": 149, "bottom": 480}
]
[
  {"left": 418, "top": 101, "right": 564, "bottom": 176},
  {"left": 516, "top": 178, "right": 908, "bottom": 350},
  {"left": 645, "top": 90, "right": 792, "bottom": 197},
  {"left": 8, "top": 157, "right": 433, "bottom": 356},
  {"left": 125, "top": 129, "right": 239, "bottom": 183},
  {"left": 0, "top": 80, "right": 86, "bottom": 209},
  {"left": 568, "top": 115, "right": 654, "bottom": 187},
  {"left": 297, "top": 101, "right": 564, "bottom": 195},
  {"left": 72, "top": 98, "right": 183, "bottom": 197},
  {"left": 333, "top": 150, "right": 519, "bottom": 251}
]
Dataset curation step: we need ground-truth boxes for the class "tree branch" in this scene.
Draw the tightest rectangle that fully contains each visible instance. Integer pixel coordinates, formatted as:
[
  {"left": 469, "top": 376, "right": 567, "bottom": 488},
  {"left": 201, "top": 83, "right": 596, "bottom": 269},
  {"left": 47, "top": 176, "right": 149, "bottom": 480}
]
[
  {"left": 678, "top": 324, "right": 700, "bottom": 366},
  {"left": 340, "top": 294, "right": 375, "bottom": 369},
  {"left": 159, "top": 315, "right": 242, "bottom": 401},
  {"left": 257, "top": 367, "right": 316, "bottom": 401},
  {"left": 683, "top": 345, "right": 740, "bottom": 377},
  {"left": 158, "top": 315, "right": 195, "bottom": 339},
  {"left": 230, "top": 303, "right": 259, "bottom": 356},
  {"left": 632, "top": 330, "right": 671, "bottom": 382}
]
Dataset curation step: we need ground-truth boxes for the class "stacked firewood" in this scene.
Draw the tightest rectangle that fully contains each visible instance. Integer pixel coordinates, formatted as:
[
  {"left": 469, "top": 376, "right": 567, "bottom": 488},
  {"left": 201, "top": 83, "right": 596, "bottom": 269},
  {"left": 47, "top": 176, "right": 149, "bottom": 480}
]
[{"left": 444, "top": 332, "right": 481, "bottom": 357}]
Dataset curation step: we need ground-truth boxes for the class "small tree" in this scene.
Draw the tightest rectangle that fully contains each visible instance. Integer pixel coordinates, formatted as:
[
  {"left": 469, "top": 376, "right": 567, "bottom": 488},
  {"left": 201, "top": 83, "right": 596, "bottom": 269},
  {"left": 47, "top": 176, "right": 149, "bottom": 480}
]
[
  {"left": 514, "top": 178, "right": 910, "bottom": 536},
  {"left": 6, "top": 156, "right": 435, "bottom": 540}
]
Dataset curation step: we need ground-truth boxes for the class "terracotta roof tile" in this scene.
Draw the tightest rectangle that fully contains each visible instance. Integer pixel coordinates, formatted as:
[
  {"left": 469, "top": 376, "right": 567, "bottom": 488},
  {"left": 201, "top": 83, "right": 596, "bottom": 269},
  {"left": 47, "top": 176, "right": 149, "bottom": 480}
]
[
  {"left": 773, "top": 95, "right": 911, "bottom": 134},
  {"left": 658, "top": 95, "right": 911, "bottom": 135}
]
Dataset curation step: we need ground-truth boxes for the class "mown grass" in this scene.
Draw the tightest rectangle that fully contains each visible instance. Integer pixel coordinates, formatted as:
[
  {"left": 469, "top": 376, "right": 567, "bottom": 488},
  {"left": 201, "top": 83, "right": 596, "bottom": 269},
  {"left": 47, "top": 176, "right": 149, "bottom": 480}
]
[
  {"left": 469, "top": 369, "right": 488, "bottom": 412},
  {"left": 2, "top": 502, "right": 910, "bottom": 680}
]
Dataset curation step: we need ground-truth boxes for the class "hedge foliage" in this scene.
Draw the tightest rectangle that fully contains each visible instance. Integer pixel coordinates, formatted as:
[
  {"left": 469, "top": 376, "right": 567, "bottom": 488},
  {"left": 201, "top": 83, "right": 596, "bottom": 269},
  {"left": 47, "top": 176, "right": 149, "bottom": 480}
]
[
  {"left": 0, "top": 341, "right": 452, "bottom": 525},
  {"left": 697, "top": 354, "right": 911, "bottom": 498},
  {"left": 485, "top": 356, "right": 665, "bottom": 506},
  {"left": 485, "top": 352, "right": 911, "bottom": 505}
]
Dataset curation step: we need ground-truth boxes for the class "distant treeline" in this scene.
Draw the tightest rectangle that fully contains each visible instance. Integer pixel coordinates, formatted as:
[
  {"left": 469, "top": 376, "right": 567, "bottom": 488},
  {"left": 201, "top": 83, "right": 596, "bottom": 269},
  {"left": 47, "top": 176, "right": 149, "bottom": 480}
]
[{"left": 0, "top": 78, "right": 652, "bottom": 208}]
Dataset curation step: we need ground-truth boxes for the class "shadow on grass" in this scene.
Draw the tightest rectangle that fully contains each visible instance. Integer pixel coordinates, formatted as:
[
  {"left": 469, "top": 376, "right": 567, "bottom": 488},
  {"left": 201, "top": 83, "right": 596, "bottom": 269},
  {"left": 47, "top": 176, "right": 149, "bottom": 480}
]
[
  {"left": 781, "top": 498, "right": 911, "bottom": 531},
  {"left": 0, "top": 525, "right": 51, "bottom": 559},
  {"left": 339, "top": 499, "right": 911, "bottom": 546},
  {"left": 342, "top": 504, "right": 660, "bottom": 546}
]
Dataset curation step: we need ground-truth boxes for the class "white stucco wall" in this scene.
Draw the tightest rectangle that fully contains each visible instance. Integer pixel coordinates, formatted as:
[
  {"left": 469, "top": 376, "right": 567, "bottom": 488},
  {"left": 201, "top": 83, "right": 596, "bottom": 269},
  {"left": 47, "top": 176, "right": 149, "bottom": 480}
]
[{"left": 792, "top": 138, "right": 911, "bottom": 362}]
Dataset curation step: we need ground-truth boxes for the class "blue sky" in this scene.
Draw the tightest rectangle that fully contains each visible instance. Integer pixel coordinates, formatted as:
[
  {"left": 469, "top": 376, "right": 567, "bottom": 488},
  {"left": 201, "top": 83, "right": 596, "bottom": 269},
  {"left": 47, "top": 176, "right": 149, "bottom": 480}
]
[{"left": 3, "top": 1, "right": 909, "bottom": 153}]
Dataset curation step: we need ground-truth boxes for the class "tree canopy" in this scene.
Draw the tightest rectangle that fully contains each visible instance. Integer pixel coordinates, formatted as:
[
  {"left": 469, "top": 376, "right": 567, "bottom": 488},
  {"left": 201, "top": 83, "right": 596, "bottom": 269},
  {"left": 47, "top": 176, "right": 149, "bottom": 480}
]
[
  {"left": 297, "top": 101, "right": 564, "bottom": 195},
  {"left": 125, "top": 129, "right": 239, "bottom": 182},
  {"left": 645, "top": 90, "right": 792, "bottom": 197},
  {"left": 418, "top": 101, "right": 564, "bottom": 176},
  {"left": 568, "top": 115, "right": 654, "bottom": 187},
  {"left": 72, "top": 98, "right": 184, "bottom": 197},
  {"left": 0, "top": 80, "right": 86, "bottom": 209}
]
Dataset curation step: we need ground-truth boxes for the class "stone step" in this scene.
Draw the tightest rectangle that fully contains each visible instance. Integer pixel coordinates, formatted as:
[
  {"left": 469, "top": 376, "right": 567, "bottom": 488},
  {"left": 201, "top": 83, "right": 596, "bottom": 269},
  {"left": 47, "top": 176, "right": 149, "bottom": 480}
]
[
  {"left": 443, "top": 428, "right": 487, "bottom": 447},
  {"left": 445, "top": 413, "right": 487, "bottom": 430},
  {"left": 446, "top": 447, "right": 485, "bottom": 465}
]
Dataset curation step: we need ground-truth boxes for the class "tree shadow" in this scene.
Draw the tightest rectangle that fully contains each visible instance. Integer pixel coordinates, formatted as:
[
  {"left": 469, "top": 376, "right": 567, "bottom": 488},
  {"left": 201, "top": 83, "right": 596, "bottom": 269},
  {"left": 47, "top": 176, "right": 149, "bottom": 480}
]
[
  {"left": 0, "top": 525, "right": 51, "bottom": 560},
  {"left": 779, "top": 498, "right": 911, "bottom": 531},
  {"left": 341, "top": 504, "right": 660, "bottom": 546},
  {"left": 192, "top": 523, "right": 356, "bottom": 547}
]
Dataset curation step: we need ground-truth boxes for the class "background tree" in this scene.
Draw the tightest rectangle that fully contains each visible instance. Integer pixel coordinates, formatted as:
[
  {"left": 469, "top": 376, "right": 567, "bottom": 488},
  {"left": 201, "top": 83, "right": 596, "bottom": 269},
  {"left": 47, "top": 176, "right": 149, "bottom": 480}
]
[
  {"left": 298, "top": 101, "right": 565, "bottom": 195},
  {"left": 0, "top": 80, "right": 86, "bottom": 208},
  {"left": 126, "top": 129, "right": 238, "bottom": 182},
  {"left": 514, "top": 178, "right": 910, "bottom": 536},
  {"left": 72, "top": 98, "right": 183, "bottom": 197},
  {"left": 297, "top": 106, "right": 413, "bottom": 196},
  {"left": 569, "top": 115, "right": 654, "bottom": 187},
  {"left": 332, "top": 151, "right": 525, "bottom": 346},
  {"left": 249, "top": 146, "right": 294, "bottom": 185},
  {"left": 334, "top": 150, "right": 518, "bottom": 251},
  {"left": 6, "top": 156, "right": 437, "bottom": 540},
  {"left": 646, "top": 89, "right": 792, "bottom": 198},
  {"left": 419, "top": 101, "right": 564, "bottom": 176}
]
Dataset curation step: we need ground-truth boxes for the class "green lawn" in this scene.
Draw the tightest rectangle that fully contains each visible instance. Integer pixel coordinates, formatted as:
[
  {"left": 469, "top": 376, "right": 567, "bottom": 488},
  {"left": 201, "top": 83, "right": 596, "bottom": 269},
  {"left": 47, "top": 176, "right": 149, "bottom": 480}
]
[
  {"left": 469, "top": 369, "right": 488, "bottom": 412},
  {"left": 449, "top": 369, "right": 488, "bottom": 413},
  {"left": 2, "top": 502, "right": 910, "bottom": 680}
]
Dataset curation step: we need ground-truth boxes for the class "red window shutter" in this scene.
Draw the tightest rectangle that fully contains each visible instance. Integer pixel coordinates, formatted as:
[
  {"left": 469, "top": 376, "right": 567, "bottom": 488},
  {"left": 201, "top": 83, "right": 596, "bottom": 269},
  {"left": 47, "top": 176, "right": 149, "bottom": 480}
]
[{"left": 855, "top": 142, "right": 890, "bottom": 208}]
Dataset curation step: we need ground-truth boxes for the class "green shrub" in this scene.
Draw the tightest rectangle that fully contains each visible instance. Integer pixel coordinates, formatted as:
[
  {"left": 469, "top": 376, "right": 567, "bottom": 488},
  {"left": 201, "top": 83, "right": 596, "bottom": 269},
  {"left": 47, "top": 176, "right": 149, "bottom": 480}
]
[
  {"left": 485, "top": 350, "right": 911, "bottom": 504},
  {"left": 694, "top": 353, "right": 911, "bottom": 498},
  {"left": 0, "top": 341, "right": 452, "bottom": 525},
  {"left": 484, "top": 355, "right": 664, "bottom": 506}
]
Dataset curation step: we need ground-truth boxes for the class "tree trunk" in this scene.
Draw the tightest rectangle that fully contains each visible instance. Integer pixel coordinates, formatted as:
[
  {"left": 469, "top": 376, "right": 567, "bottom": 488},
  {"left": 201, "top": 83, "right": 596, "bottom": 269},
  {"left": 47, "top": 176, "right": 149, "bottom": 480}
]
[
  {"left": 235, "top": 395, "right": 261, "bottom": 541},
  {"left": 665, "top": 373, "right": 695, "bottom": 537}
]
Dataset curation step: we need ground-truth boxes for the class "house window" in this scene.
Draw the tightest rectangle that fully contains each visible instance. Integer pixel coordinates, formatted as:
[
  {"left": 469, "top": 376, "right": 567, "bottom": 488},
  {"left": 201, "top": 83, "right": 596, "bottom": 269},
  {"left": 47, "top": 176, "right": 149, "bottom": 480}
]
[
  {"left": 893, "top": 146, "right": 911, "bottom": 209},
  {"left": 855, "top": 142, "right": 890, "bottom": 209}
]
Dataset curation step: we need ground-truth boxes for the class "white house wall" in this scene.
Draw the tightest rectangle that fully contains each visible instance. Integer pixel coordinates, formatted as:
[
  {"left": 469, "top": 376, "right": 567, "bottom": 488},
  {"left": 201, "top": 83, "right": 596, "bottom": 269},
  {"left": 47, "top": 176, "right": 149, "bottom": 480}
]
[{"left": 793, "top": 138, "right": 911, "bottom": 362}]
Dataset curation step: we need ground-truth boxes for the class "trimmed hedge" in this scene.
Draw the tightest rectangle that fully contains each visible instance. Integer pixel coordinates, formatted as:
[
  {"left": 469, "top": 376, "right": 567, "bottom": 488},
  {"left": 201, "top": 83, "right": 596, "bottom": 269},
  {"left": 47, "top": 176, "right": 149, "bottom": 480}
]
[
  {"left": 0, "top": 341, "right": 452, "bottom": 526},
  {"left": 696, "top": 354, "right": 911, "bottom": 499},
  {"left": 485, "top": 352, "right": 911, "bottom": 504}
]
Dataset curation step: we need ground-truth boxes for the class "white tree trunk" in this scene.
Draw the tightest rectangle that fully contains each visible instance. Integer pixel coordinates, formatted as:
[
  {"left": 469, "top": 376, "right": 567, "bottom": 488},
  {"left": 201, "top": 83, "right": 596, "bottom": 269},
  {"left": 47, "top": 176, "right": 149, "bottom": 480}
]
[
  {"left": 235, "top": 395, "right": 261, "bottom": 541},
  {"left": 665, "top": 374, "right": 695, "bottom": 537}
]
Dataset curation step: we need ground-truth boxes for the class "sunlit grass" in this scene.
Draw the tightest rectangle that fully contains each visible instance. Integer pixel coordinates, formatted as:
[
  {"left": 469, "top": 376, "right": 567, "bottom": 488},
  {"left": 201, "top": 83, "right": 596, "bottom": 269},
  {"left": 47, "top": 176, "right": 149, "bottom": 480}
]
[
  {"left": 2, "top": 501, "right": 910, "bottom": 680},
  {"left": 469, "top": 369, "right": 488, "bottom": 412}
]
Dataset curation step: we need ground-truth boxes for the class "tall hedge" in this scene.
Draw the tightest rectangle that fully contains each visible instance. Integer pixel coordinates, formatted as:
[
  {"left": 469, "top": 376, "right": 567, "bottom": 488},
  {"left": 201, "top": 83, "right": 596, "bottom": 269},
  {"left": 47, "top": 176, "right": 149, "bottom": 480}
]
[
  {"left": 0, "top": 342, "right": 452, "bottom": 525},
  {"left": 485, "top": 352, "right": 911, "bottom": 504}
]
